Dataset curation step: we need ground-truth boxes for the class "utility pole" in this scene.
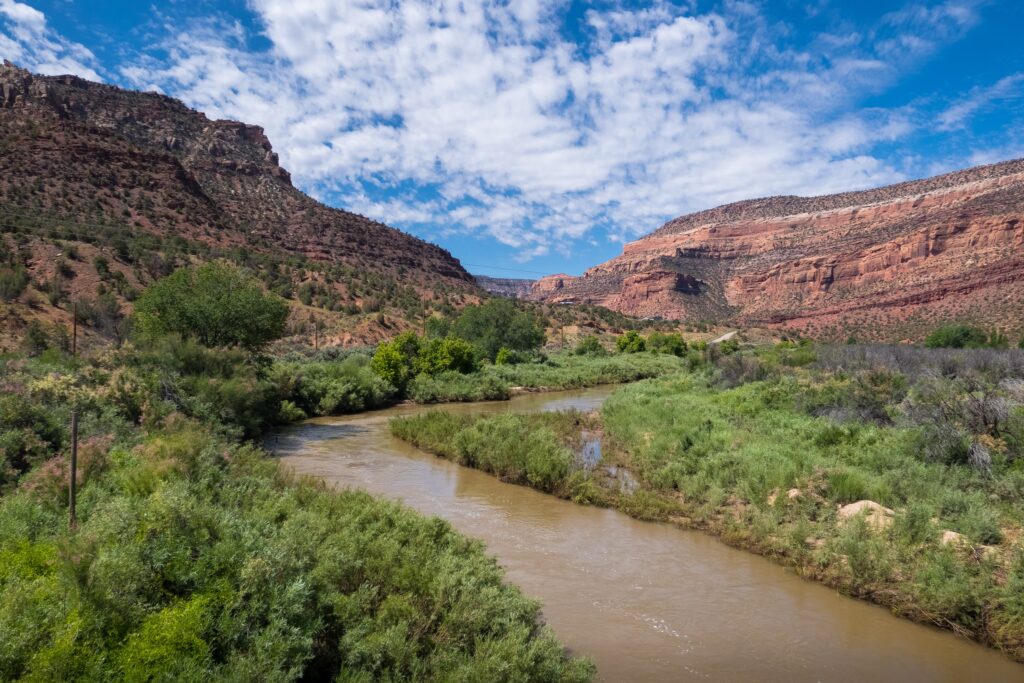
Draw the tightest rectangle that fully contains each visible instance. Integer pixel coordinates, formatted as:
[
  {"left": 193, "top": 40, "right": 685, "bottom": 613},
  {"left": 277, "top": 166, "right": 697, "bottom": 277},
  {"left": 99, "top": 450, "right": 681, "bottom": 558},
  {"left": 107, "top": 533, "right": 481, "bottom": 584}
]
[
  {"left": 69, "top": 298, "right": 78, "bottom": 531},
  {"left": 69, "top": 411, "right": 78, "bottom": 531},
  {"left": 313, "top": 317, "right": 318, "bottom": 351}
]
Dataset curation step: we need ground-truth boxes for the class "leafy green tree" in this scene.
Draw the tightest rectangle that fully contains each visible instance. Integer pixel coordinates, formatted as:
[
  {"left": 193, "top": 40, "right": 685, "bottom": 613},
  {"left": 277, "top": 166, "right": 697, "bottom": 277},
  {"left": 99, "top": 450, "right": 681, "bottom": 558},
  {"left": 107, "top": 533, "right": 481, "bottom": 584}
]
[
  {"left": 647, "top": 332, "right": 686, "bottom": 356},
  {"left": 924, "top": 324, "right": 988, "bottom": 349},
  {"left": 133, "top": 262, "right": 288, "bottom": 352},
  {"left": 451, "top": 298, "right": 545, "bottom": 362},
  {"left": 418, "top": 336, "right": 478, "bottom": 375},
  {"left": 371, "top": 331, "right": 421, "bottom": 392},
  {"left": 423, "top": 315, "right": 452, "bottom": 339},
  {"left": 616, "top": 330, "right": 646, "bottom": 353}
]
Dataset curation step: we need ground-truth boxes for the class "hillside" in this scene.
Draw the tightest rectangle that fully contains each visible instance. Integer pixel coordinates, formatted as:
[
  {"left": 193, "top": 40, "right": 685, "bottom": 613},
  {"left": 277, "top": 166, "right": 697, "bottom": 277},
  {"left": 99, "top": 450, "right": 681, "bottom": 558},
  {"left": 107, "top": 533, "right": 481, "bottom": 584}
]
[
  {"left": 529, "top": 159, "right": 1024, "bottom": 340},
  {"left": 474, "top": 275, "right": 535, "bottom": 298},
  {"left": 0, "top": 61, "right": 479, "bottom": 350}
]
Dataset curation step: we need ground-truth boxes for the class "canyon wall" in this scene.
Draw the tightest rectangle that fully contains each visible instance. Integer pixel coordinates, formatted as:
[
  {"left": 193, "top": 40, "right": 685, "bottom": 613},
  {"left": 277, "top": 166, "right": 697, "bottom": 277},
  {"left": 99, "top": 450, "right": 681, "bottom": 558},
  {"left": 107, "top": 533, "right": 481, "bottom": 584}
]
[{"left": 529, "top": 159, "right": 1024, "bottom": 339}]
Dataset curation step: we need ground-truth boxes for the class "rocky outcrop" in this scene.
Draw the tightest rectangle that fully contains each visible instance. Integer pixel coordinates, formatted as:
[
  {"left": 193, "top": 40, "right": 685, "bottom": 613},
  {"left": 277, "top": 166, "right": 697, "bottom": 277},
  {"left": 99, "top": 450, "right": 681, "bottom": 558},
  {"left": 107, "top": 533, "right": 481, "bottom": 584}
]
[
  {"left": 530, "top": 159, "right": 1024, "bottom": 340},
  {"left": 474, "top": 275, "right": 535, "bottom": 298}
]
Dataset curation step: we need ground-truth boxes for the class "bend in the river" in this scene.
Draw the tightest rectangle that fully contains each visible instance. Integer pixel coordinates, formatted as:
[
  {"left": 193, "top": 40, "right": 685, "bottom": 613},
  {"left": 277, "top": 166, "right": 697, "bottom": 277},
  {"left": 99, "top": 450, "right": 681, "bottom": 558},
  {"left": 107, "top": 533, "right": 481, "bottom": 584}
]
[{"left": 273, "top": 386, "right": 1024, "bottom": 682}]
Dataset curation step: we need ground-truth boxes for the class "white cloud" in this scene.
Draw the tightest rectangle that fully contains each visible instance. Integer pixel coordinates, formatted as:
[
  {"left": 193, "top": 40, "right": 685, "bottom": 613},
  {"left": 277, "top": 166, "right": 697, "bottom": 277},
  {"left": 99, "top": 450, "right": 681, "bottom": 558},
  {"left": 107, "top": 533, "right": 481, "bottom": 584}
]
[
  {"left": 0, "top": 0, "right": 99, "bottom": 79},
  {"left": 938, "top": 72, "right": 1024, "bottom": 131},
  {"left": 2, "top": 1, "right": 992, "bottom": 262}
]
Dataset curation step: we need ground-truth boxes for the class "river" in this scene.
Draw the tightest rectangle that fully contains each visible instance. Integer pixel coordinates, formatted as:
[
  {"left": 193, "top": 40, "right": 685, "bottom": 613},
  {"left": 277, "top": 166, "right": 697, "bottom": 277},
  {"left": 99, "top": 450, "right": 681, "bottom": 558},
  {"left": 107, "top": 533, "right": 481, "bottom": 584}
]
[{"left": 272, "top": 386, "right": 1024, "bottom": 682}]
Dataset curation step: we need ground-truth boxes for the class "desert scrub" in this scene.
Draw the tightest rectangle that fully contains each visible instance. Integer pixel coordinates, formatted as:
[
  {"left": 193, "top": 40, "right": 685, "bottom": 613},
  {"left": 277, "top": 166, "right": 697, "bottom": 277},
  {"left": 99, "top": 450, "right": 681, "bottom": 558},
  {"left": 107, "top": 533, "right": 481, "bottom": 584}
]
[{"left": 0, "top": 420, "right": 594, "bottom": 681}]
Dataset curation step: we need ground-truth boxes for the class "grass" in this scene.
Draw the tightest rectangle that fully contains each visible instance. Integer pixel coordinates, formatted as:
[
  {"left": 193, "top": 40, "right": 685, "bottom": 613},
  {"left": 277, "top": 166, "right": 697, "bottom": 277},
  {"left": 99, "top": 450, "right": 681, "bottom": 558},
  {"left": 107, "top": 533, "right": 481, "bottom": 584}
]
[
  {"left": 390, "top": 345, "right": 1024, "bottom": 661},
  {"left": 400, "top": 351, "right": 687, "bottom": 405}
]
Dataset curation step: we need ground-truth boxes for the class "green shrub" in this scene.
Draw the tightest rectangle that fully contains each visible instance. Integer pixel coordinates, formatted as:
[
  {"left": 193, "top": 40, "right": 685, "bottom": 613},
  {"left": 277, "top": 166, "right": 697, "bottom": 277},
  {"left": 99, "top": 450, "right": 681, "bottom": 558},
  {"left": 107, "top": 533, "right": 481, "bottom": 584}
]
[
  {"left": 0, "top": 420, "right": 594, "bottom": 681},
  {"left": 647, "top": 332, "right": 686, "bottom": 356},
  {"left": 282, "top": 354, "right": 393, "bottom": 416},
  {"left": 407, "top": 372, "right": 510, "bottom": 403},
  {"left": 370, "top": 331, "right": 420, "bottom": 393},
  {"left": 573, "top": 336, "right": 607, "bottom": 357},
  {"left": 0, "top": 265, "right": 28, "bottom": 301},
  {"left": 615, "top": 330, "right": 646, "bottom": 353},
  {"left": 924, "top": 324, "right": 988, "bottom": 349},
  {"left": 417, "top": 336, "right": 478, "bottom": 375}
]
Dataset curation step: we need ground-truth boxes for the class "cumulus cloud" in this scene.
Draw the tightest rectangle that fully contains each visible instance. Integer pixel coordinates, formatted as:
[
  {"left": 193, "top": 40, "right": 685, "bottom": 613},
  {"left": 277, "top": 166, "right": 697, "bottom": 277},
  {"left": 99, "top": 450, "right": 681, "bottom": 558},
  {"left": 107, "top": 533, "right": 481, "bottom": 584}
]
[
  {"left": 0, "top": 1, "right": 992, "bottom": 262},
  {"left": 0, "top": 0, "right": 99, "bottom": 79}
]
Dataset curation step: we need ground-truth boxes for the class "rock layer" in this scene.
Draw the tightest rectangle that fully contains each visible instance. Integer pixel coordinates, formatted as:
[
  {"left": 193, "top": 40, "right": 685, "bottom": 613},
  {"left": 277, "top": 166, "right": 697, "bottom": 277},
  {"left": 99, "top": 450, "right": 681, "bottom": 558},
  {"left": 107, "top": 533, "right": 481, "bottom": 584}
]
[{"left": 530, "top": 160, "right": 1024, "bottom": 339}]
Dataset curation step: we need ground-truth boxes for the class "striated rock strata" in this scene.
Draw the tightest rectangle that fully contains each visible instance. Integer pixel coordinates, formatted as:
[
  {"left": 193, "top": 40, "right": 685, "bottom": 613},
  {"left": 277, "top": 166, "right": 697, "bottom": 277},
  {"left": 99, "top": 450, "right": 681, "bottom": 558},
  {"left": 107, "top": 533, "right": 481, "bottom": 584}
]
[{"left": 529, "top": 160, "right": 1024, "bottom": 340}]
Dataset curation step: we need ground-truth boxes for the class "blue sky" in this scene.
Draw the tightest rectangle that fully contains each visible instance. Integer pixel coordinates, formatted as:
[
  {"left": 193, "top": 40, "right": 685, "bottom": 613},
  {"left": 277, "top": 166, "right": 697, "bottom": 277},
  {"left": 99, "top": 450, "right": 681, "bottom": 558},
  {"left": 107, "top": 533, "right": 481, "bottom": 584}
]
[{"left": 2, "top": 1, "right": 1022, "bottom": 278}]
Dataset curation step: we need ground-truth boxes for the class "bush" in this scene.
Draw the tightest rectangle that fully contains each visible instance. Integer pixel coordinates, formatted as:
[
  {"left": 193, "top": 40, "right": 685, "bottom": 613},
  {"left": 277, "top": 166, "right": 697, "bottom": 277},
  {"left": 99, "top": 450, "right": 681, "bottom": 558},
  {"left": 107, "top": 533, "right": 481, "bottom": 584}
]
[
  {"left": 647, "top": 332, "right": 686, "bottom": 356},
  {"left": 0, "top": 265, "right": 29, "bottom": 301},
  {"left": 418, "top": 336, "right": 478, "bottom": 375},
  {"left": 407, "top": 372, "right": 510, "bottom": 403},
  {"left": 574, "top": 336, "right": 607, "bottom": 357},
  {"left": 0, "top": 422, "right": 594, "bottom": 681},
  {"left": 391, "top": 413, "right": 573, "bottom": 493},
  {"left": 370, "top": 331, "right": 420, "bottom": 393},
  {"left": 615, "top": 330, "right": 646, "bottom": 353},
  {"left": 21, "top": 321, "right": 49, "bottom": 357},
  {"left": 133, "top": 261, "right": 288, "bottom": 352},
  {"left": 925, "top": 325, "right": 989, "bottom": 349},
  {"left": 280, "top": 354, "right": 394, "bottom": 416}
]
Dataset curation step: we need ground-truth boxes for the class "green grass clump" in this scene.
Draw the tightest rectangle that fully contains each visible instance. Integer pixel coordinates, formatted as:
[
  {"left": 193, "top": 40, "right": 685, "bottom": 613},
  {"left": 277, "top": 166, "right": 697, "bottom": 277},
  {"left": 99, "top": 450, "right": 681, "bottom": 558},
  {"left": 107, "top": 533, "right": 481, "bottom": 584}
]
[
  {"left": 391, "top": 412, "right": 578, "bottom": 494},
  {"left": 483, "top": 352, "right": 685, "bottom": 390}
]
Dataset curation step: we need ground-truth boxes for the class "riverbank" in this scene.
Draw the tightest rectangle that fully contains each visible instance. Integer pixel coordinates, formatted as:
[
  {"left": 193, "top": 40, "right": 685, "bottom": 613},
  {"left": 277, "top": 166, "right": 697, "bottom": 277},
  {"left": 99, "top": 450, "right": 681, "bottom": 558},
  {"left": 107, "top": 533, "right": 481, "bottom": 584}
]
[
  {"left": 0, "top": 346, "right": 595, "bottom": 680},
  {"left": 391, "top": 345, "right": 1024, "bottom": 663},
  {"left": 279, "top": 384, "right": 1024, "bottom": 681}
]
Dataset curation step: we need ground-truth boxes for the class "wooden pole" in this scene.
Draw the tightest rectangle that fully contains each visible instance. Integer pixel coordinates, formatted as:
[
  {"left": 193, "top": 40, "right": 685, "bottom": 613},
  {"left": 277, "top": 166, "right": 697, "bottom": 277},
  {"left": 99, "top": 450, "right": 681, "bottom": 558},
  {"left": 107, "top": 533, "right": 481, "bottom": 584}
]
[
  {"left": 70, "top": 301, "right": 78, "bottom": 531},
  {"left": 69, "top": 410, "right": 78, "bottom": 531}
]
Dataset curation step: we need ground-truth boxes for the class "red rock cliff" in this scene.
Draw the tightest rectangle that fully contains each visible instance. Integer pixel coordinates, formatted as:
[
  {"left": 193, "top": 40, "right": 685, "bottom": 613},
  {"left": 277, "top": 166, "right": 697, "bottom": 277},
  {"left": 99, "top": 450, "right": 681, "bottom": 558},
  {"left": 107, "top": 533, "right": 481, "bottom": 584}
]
[{"left": 530, "top": 159, "right": 1024, "bottom": 340}]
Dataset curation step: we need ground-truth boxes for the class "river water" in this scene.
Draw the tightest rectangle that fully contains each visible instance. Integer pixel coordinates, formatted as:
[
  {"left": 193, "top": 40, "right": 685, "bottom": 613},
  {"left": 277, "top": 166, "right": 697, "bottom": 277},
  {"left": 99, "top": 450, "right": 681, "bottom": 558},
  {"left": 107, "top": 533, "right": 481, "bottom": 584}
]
[{"left": 273, "top": 386, "right": 1024, "bottom": 682}]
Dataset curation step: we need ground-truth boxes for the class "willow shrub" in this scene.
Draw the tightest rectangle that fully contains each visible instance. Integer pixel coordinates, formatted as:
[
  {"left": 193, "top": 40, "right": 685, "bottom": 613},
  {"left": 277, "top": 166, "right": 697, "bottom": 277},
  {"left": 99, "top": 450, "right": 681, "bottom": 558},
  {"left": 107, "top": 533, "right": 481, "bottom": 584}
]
[{"left": 0, "top": 420, "right": 593, "bottom": 682}]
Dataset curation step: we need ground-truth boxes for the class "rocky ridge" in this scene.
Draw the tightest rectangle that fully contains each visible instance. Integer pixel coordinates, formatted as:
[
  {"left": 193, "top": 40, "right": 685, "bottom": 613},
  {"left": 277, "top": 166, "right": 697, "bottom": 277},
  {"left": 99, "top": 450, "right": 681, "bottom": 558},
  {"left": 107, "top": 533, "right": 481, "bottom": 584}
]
[
  {"left": 529, "top": 159, "right": 1024, "bottom": 340},
  {"left": 0, "top": 62, "right": 478, "bottom": 348}
]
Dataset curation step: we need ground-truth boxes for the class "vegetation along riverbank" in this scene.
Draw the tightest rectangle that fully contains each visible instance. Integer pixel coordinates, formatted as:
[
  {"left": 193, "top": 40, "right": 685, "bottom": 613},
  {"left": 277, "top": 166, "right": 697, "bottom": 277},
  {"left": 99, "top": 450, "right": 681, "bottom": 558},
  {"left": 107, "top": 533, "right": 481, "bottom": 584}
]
[
  {"left": 391, "top": 336, "right": 1024, "bottom": 662},
  {"left": 0, "top": 262, "right": 610, "bottom": 680}
]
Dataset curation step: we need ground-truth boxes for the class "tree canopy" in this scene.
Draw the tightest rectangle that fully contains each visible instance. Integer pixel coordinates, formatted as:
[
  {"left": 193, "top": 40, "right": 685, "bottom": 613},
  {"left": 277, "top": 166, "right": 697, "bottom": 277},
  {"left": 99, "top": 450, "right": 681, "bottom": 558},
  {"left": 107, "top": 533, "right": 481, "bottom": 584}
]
[
  {"left": 451, "top": 298, "right": 546, "bottom": 362},
  {"left": 133, "top": 261, "right": 289, "bottom": 352}
]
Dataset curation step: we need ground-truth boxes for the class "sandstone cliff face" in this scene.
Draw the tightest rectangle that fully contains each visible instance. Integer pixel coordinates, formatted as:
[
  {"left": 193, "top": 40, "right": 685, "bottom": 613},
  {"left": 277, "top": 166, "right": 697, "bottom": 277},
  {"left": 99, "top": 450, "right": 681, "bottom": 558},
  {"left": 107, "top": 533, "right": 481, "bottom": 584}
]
[
  {"left": 530, "top": 159, "right": 1024, "bottom": 340},
  {"left": 474, "top": 275, "right": 535, "bottom": 298}
]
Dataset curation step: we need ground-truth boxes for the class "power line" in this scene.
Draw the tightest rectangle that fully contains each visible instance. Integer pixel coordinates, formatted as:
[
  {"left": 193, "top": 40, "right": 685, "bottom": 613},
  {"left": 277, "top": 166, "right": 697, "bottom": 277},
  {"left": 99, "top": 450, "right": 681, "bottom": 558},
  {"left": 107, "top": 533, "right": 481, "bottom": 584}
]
[{"left": 461, "top": 262, "right": 550, "bottom": 276}]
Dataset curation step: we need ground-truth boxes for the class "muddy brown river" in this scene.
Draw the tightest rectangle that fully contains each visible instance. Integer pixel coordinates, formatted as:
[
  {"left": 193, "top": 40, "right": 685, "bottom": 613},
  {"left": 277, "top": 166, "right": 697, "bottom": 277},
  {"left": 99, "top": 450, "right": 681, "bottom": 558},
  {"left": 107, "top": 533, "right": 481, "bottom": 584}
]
[{"left": 273, "top": 386, "right": 1024, "bottom": 682}]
